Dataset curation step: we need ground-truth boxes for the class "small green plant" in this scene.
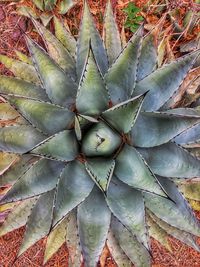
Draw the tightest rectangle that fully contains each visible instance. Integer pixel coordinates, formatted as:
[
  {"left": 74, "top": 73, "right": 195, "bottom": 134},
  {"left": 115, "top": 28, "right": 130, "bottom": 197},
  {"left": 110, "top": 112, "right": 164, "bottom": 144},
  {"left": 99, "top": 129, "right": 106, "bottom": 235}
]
[{"left": 123, "top": 2, "right": 144, "bottom": 32}]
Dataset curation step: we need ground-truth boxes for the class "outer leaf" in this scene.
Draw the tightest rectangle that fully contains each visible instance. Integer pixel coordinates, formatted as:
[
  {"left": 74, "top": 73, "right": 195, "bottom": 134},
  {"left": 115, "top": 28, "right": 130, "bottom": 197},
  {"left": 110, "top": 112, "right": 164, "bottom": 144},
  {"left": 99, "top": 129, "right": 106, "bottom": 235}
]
[
  {"left": 31, "top": 130, "right": 78, "bottom": 161},
  {"left": 164, "top": 108, "right": 200, "bottom": 117},
  {"left": 144, "top": 191, "right": 200, "bottom": 237},
  {"left": 148, "top": 210, "right": 200, "bottom": 252},
  {"left": 104, "top": 28, "right": 142, "bottom": 104},
  {"left": 85, "top": 158, "right": 115, "bottom": 192},
  {"left": 115, "top": 144, "right": 166, "bottom": 196},
  {"left": 0, "top": 125, "right": 45, "bottom": 154},
  {"left": 43, "top": 217, "right": 68, "bottom": 264},
  {"left": 76, "top": 1, "right": 108, "bottom": 79},
  {"left": 18, "top": 190, "right": 56, "bottom": 256},
  {"left": 0, "top": 159, "right": 65, "bottom": 204},
  {"left": 0, "top": 103, "right": 27, "bottom": 125},
  {"left": 26, "top": 37, "right": 77, "bottom": 107},
  {"left": 131, "top": 112, "right": 200, "bottom": 147},
  {"left": 137, "top": 32, "right": 157, "bottom": 81},
  {"left": 106, "top": 177, "right": 149, "bottom": 249},
  {"left": 133, "top": 50, "right": 200, "bottom": 111},
  {"left": 78, "top": 187, "right": 111, "bottom": 267},
  {"left": 66, "top": 210, "right": 82, "bottom": 267},
  {"left": 32, "top": 19, "right": 76, "bottom": 79},
  {"left": 0, "top": 155, "right": 37, "bottom": 187},
  {"left": 0, "top": 76, "right": 49, "bottom": 101},
  {"left": 102, "top": 94, "right": 145, "bottom": 134},
  {"left": 52, "top": 161, "right": 94, "bottom": 226},
  {"left": 59, "top": 0, "right": 76, "bottom": 14},
  {"left": 111, "top": 217, "right": 151, "bottom": 267},
  {"left": 147, "top": 214, "right": 172, "bottom": 252},
  {"left": 103, "top": 0, "right": 121, "bottom": 65},
  {"left": 138, "top": 142, "right": 200, "bottom": 178},
  {"left": 44, "top": 0, "right": 56, "bottom": 11},
  {"left": 15, "top": 50, "right": 32, "bottom": 65},
  {"left": 76, "top": 49, "right": 109, "bottom": 116},
  {"left": 0, "top": 198, "right": 37, "bottom": 237},
  {"left": 0, "top": 152, "right": 18, "bottom": 175},
  {"left": 33, "top": 0, "right": 44, "bottom": 10},
  {"left": 107, "top": 230, "right": 132, "bottom": 267},
  {"left": 174, "top": 123, "right": 200, "bottom": 145},
  {"left": 0, "top": 55, "right": 40, "bottom": 84},
  {"left": 54, "top": 16, "right": 76, "bottom": 57},
  {"left": 7, "top": 96, "right": 74, "bottom": 135},
  {"left": 179, "top": 182, "right": 200, "bottom": 201}
]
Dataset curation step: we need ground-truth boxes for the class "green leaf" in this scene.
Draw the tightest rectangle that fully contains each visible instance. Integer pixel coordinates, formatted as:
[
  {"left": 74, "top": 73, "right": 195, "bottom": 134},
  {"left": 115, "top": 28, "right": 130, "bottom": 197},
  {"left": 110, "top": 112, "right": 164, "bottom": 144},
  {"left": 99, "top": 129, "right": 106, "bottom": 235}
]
[
  {"left": 102, "top": 94, "right": 145, "bottom": 134},
  {"left": 106, "top": 177, "right": 149, "bottom": 249},
  {"left": 179, "top": 182, "right": 200, "bottom": 201},
  {"left": 7, "top": 96, "right": 74, "bottom": 135},
  {"left": 76, "top": 1, "right": 108, "bottom": 80},
  {"left": 26, "top": 37, "right": 77, "bottom": 107},
  {"left": 43, "top": 216, "right": 68, "bottom": 264},
  {"left": 76, "top": 48, "right": 109, "bottom": 116},
  {"left": 133, "top": 50, "right": 200, "bottom": 111},
  {"left": 0, "top": 152, "right": 18, "bottom": 175},
  {"left": 0, "top": 125, "right": 45, "bottom": 154},
  {"left": 78, "top": 187, "right": 111, "bottom": 267},
  {"left": 111, "top": 217, "right": 151, "bottom": 267},
  {"left": 0, "top": 159, "right": 65, "bottom": 204},
  {"left": 147, "top": 214, "right": 172, "bottom": 252},
  {"left": 31, "top": 130, "right": 78, "bottom": 162},
  {"left": 148, "top": 210, "right": 200, "bottom": 252},
  {"left": 81, "top": 121, "right": 121, "bottom": 157},
  {"left": 144, "top": 190, "right": 200, "bottom": 237},
  {"left": 75, "top": 116, "right": 82, "bottom": 140},
  {"left": 0, "top": 76, "right": 49, "bottom": 101},
  {"left": 59, "top": 0, "right": 76, "bottom": 14},
  {"left": 103, "top": 0, "right": 122, "bottom": 66},
  {"left": 0, "top": 155, "right": 37, "bottom": 187},
  {"left": 44, "top": 0, "right": 56, "bottom": 11},
  {"left": 15, "top": 50, "right": 32, "bottom": 65},
  {"left": 0, "top": 198, "right": 37, "bottom": 237},
  {"left": 137, "top": 32, "right": 157, "bottom": 81},
  {"left": 107, "top": 230, "right": 132, "bottom": 267},
  {"left": 174, "top": 123, "right": 200, "bottom": 146},
  {"left": 54, "top": 16, "right": 76, "bottom": 58},
  {"left": 66, "top": 210, "right": 82, "bottom": 267},
  {"left": 138, "top": 142, "right": 200, "bottom": 178},
  {"left": 18, "top": 189, "right": 56, "bottom": 256},
  {"left": 32, "top": 19, "right": 76, "bottom": 79},
  {"left": 164, "top": 108, "right": 200, "bottom": 117},
  {"left": 52, "top": 161, "right": 94, "bottom": 227},
  {"left": 85, "top": 158, "right": 115, "bottom": 192},
  {"left": 32, "top": 0, "right": 44, "bottom": 10},
  {"left": 0, "top": 55, "right": 40, "bottom": 85},
  {"left": 104, "top": 27, "right": 142, "bottom": 104},
  {"left": 131, "top": 111, "right": 200, "bottom": 147},
  {"left": 115, "top": 145, "right": 166, "bottom": 196}
]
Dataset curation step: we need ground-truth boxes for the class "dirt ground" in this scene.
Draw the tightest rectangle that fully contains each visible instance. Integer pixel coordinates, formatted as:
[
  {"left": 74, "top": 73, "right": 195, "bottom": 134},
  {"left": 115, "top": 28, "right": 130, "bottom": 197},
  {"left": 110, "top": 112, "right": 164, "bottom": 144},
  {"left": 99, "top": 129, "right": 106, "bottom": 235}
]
[{"left": 0, "top": 0, "right": 200, "bottom": 266}]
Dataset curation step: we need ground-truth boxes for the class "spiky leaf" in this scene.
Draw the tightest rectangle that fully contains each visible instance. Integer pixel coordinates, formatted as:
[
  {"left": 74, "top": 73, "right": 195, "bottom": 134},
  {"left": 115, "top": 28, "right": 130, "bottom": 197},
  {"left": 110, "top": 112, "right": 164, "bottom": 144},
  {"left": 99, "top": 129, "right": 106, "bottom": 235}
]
[
  {"left": 106, "top": 177, "right": 149, "bottom": 249},
  {"left": 85, "top": 158, "right": 115, "bottom": 192},
  {"left": 139, "top": 142, "right": 200, "bottom": 178},
  {"left": 0, "top": 159, "right": 65, "bottom": 204},
  {"left": 78, "top": 187, "right": 111, "bottom": 267},
  {"left": 53, "top": 161, "right": 94, "bottom": 226}
]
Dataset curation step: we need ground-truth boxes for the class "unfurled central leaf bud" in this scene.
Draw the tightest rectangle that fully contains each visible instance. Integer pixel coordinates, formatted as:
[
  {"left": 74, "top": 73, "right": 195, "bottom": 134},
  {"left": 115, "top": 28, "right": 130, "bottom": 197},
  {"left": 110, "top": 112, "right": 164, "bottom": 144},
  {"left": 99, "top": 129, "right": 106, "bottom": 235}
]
[{"left": 81, "top": 121, "right": 121, "bottom": 157}]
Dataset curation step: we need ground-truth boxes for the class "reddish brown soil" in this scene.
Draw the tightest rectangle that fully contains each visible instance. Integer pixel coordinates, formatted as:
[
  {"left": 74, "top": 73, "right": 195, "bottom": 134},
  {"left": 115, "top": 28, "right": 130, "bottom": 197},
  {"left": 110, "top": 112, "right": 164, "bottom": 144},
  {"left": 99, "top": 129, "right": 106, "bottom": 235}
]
[{"left": 0, "top": 0, "right": 200, "bottom": 266}]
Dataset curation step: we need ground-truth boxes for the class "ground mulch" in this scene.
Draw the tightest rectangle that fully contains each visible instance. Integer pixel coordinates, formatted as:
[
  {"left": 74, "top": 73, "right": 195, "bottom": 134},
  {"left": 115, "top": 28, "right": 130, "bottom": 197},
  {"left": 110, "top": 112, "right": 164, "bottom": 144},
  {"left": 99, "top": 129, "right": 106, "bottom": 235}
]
[{"left": 0, "top": 0, "right": 200, "bottom": 266}]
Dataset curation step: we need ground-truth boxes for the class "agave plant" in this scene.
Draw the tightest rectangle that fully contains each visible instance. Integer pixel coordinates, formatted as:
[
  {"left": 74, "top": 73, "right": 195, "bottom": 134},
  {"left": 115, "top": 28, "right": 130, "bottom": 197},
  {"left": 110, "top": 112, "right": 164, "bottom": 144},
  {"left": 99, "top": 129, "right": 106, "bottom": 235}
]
[{"left": 0, "top": 1, "right": 200, "bottom": 266}]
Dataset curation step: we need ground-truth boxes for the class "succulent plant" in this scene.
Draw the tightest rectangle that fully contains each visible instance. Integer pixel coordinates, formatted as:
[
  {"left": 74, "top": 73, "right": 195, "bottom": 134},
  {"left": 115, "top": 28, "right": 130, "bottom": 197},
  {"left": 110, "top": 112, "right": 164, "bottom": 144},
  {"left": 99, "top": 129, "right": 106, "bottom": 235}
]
[{"left": 0, "top": 1, "right": 200, "bottom": 266}]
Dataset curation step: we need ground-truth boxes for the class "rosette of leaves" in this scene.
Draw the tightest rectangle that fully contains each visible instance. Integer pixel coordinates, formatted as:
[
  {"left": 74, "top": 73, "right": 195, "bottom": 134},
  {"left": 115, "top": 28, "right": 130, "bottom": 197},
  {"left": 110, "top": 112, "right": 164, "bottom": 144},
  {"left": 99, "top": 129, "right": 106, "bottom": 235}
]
[{"left": 0, "top": 1, "right": 200, "bottom": 266}]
